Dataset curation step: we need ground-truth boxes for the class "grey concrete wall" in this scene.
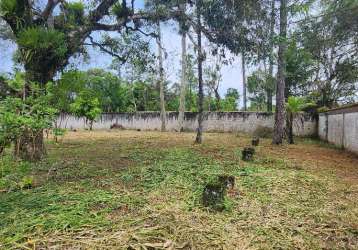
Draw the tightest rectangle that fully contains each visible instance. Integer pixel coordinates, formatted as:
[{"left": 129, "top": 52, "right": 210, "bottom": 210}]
[
  {"left": 319, "top": 107, "right": 358, "bottom": 154},
  {"left": 56, "top": 112, "right": 317, "bottom": 136}
]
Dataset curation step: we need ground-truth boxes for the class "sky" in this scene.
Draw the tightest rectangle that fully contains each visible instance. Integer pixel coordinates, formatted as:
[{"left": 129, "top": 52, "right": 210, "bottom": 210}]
[{"left": 0, "top": 0, "right": 251, "bottom": 107}]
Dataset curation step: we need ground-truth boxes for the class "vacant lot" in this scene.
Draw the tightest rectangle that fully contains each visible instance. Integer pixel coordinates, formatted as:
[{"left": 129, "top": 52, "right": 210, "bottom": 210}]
[{"left": 1, "top": 131, "right": 358, "bottom": 249}]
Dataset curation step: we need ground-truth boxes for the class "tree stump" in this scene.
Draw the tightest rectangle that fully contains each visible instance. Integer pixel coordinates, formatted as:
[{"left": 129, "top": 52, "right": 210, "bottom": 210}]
[
  {"left": 251, "top": 137, "right": 260, "bottom": 146},
  {"left": 202, "top": 183, "right": 226, "bottom": 211},
  {"left": 110, "top": 123, "right": 124, "bottom": 130},
  {"left": 218, "top": 175, "right": 235, "bottom": 189},
  {"left": 242, "top": 147, "right": 255, "bottom": 161}
]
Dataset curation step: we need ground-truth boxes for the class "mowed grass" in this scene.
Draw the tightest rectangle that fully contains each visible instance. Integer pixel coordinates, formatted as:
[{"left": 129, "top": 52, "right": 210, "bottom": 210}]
[{"left": 1, "top": 130, "right": 358, "bottom": 249}]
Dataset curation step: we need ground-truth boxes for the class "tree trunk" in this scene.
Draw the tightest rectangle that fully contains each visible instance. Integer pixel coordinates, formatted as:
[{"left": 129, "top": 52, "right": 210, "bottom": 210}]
[
  {"left": 195, "top": 3, "right": 204, "bottom": 144},
  {"left": 15, "top": 130, "right": 45, "bottom": 162},
  {"left": 272, "top": 0, "right": 288, "bottom": 145},
  {"left": 267, "top": 0, "right": 275, "bottom": 112},
  {"left": 242, "top": 53, "right": 247, "bottom": 111},
  {"left": 214, "top": 88, "right": 221, "bottom": 110},
  {"left": 156, "top": 21, "right": 166, "bottom": 132},
  {"left": 178, "top": 30, "right": 187, "bottom": 132}
]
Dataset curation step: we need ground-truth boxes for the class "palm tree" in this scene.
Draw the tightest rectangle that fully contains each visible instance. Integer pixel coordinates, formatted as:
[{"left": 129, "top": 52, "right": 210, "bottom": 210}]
[{"left": 286, "top": 96, "right": 305, "bottom": 144}]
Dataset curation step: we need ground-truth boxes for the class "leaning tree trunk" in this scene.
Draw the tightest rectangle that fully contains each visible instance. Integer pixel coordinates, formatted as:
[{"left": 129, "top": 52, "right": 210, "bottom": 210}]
[
  {"left": 178, "top": 30, "right": 187, "bottom": 132},
  {"left": 242, "top": 53, "right": 247, "bottom": 111},
  {"left": 156, "top": 21, "right": 166, "bottom": 132},
  {"left": 272, "top": 0, "right": 288, "bottom": 145},
  {"left": 267, "top": 0, "right": 275, "bottom": 112},
  {"left": 195, "top": 3, "right": 204, "bottom": 144}
]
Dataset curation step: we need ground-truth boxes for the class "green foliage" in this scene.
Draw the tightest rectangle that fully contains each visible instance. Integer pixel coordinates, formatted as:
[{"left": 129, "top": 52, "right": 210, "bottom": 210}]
[
  {"left": 0, "top": 156, "right": 32, "bottom": 191},
  {"left": 317, "top": 106, "right": 329, "bottom": 113},
  {"left": 286, "top": 96, "right": 305, "bottom": 114},
  {"left": 0, "top": 74, "right": 57, "bottom": 152},
  {"left": 285, "top": 40, "right": 314, "bottom": 97},
  {"left": 6, "top": 72, "right": 25, "bottom": 91},
  {"left": 298, "top": 0, "right": 358, "bottom": 107},
  {"left": 220, "top": 88, "right": 240, "bottom": 111},
  {"left": 52, "top": 128, "right": 67, "bottom": 143},
  {"left": 70, "top": 91, "right": 102, "bottom": 129},
  {"left": 0, "top": 0, "right": 17, "bottom": 15},
  {"left": 65, "top": 1, "right": 85, "bottom": 25},
  {"left": 17, "top": 27, "right": 67, "bottom": 66},
  {"left": 20, "top": 175, "right": 33, "bottom": 189},
  {"left": 112, "top": 2, "right": 129, "bottom": 18},
  {"left": 47, "top": 70, "right": 87, "bottom": 113},
  {"left": 247, "top": 69, "right": 275, "bottom": 111}
]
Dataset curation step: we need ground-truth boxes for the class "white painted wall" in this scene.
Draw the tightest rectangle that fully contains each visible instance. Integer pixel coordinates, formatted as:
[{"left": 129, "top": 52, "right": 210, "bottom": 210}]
[
  {"left": 56, "top": 112, "right": 317, "bottom": 136},
  {"left": 319, "top": 111, "right": 358, "bottom": 154}
]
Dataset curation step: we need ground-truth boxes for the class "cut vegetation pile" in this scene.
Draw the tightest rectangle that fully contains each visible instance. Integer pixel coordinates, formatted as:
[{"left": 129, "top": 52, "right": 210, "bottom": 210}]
[{"left": 1, "top": 131, "right": 357, "bottom": 249}]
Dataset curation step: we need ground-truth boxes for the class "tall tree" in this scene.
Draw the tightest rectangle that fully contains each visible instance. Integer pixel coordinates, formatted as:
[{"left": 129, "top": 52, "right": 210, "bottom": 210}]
[
  {"left": 195, "top": 0, "right": 204, "bottom": 144},
  {"left": 156, "top": 20, "right": 166, "bottom": 132},
  {"left": 299, "top": 0, "right": 358, "bottom": 107},
  {"left": 272, "top": 0, "right": 288, "bottom": 145},
  {"left": 178, "top": 2, "right": 187, "bottom": 132},
  {"left": 267, "top": 0, "right": 276, "bottom": 112}
]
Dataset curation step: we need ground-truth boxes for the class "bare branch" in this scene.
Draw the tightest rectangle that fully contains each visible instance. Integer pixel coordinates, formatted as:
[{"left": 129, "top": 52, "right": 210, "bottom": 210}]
[{"left": 87, "top": 35, "right": 127, "bottom": 63}]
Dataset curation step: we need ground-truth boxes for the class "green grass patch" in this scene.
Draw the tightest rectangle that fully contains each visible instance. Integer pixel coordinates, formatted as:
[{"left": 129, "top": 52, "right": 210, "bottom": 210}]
[{"left": 0, "top": 131, "right": 357, "bottom": 249}]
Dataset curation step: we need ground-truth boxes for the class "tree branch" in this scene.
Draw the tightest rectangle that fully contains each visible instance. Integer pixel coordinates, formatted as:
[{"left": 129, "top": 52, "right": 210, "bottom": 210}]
[
  {"left": 87, "top": 35, "right": 127, "bottom": 63},
  {"left": 42, "top": 0, "right": 61, "bottom": 21},
  {"left": 89, "top": 0, "right": 118, "bottom": 24}
]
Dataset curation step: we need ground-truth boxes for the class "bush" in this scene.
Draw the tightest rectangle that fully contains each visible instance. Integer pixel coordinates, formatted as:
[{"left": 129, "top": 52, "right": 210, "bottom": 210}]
[
  {"left": 0, "top": 74, "right": 58, "bottom": 157},
  {"left": 0, "top": 156, "right": 33, "bottom": 191},
  {"left": 253, "top": 125, "right": 273, "bottom": 138}
]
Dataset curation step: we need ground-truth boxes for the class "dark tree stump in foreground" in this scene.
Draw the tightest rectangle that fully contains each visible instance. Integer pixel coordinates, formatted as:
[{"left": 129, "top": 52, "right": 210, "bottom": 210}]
[
  {"left": 202, "top": 175, "right": 236, "bottom": 211},
  {"left": 242, "top": 147, "right": 255, "bottom": 161},
  {"left": 202, "top": 183, "right": 227, "bottom": 211},
  {"left": 252, "top": 137, "right": 260, "bottom": 146}
]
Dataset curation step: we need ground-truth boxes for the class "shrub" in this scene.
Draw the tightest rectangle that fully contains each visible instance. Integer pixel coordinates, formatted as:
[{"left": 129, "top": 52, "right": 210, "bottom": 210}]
[
  {"left": 0, "top": 156, "right": 33, "bottom": 191},
  {"left": 0, "top": 74, "right": 58, "bottom": 157}
]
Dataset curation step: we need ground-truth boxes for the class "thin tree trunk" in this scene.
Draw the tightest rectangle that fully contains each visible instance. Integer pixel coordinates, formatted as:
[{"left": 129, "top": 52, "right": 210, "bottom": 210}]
[
  {"left": 267, "top": 0, "right": 275, "bottom": 112},
  {"left": 242, "top": 53, "right": 247, "bottom": 111},
  {"left": 287, "top": 112, "right": 294, "bottom": 144},
  {"left": 272, "top": 0, "right": 288, "bottom": 145},
  {"left": 195, "top": 2, "right": 204, "bottom": 144},
  {"left": 178, "top": 31, "right": 187, "bottom": 132},
  {"left": 214, "top": 88, "right": 221, "bottom": 110},
  {"left": 156, "top": 21, "right": 166, "bottom": 132}
]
